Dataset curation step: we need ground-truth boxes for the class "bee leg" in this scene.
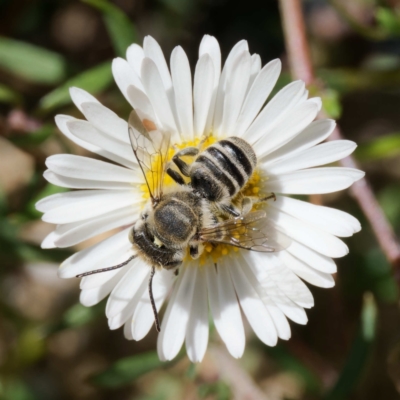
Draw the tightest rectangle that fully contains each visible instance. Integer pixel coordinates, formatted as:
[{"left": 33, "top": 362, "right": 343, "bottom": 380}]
[
  {"left": 149, "top": 266, "right": 161, "bottom": 332},
  {"left": 166, "top": 166, "right": 186, "bottom": 185},
  {"left": 220, "top": 203, "right": 240, "bottom": 217},
  {"left": 172, "top": 147, "right": 199, "bottom": 177},
  {"left": 260, "top": 192, "right": 276, "bottom": 202},
  {"left": 174, "top": 268, "right": 179, "bottom": 276}
]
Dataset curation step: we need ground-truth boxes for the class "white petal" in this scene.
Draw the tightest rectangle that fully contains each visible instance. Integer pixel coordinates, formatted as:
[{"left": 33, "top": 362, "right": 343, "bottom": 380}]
[
  {"left": 53, "top": 206, "right": 137, "bottom": 248},
  {"left": 41, "top": 231, "right": 58, "bottom": 249},
  {"left": 207, "top": 260, "right": 245, "bottom": 358},
  {"left": 193, "top": 55, "right": 215, "bottom": 136},
  {"left": 230, "top": 258, "right": 278, "bottom": 346},
  {"left": 112, "top": 58, "right": 144, "bottom": 105},
  {"left": 199, "top": 35, "right": 221, "bottom": 134},
  {"left": 108, "top": 278, "right": 147, "bottom": 330},
  {"left": 236, "top": 59, "right": 281, "bottom": 136},
  {"left": 143, "top": 36, "right": 172, "bottom": 91},
  {"left": 69, "top": 87, "right": 100, "bottom": 113},
  {"left": 55, "top": 115, "right": 134, "bottom": 168},
  {"left": 158, "top": 265, "right": 196, "bottom": 361},
  {"left": 308, "top": 97, "right": 322, "bottom": 110},
  {"left": 221, "top": 50, "right": 251, "bottom": 136},
  {"left": 266, "top": 167, "right": 365, "bottom": 195},
  {"left": 80, "top": 102, "right": 130, "bottom": 144},
  {"left": 43, "top": 170, "right": 135, "bottom": 190},
  {"left": 287, "top": 240, "right": 337, "bottom": 273},
  {"left": 141, "top": 57, "right": 178, "bottom": 134},
  {"left": 251, "top": 251, "right": 314, "bottom": 308},
  {"left": 281, "top": 251, "right": 335, "bottom": 288},
  {"left": 105, "top": 260, "right": 149, "bottom": 318},
  {"left": 170, "top": 46, "right": 193, "bottom": 140},
  {"left": 266, "top": 140, "right": 357, "bottom": 175},
  {"left": 126, "top": 85, "right": 158, "bottom": 126},
  {"left": 124, "top": 317, "right": 134, "bottom": 340},
  {"left": 255, "top": 100, "right": 319, "bottom": 158},
  {"left": 242, "top": 252, "right": 308, "bottom": 324},
  {"left": 272, "top": 196, "right": 361, "bottom": 237},
  {"left": 247, "top": 54, "right": 262, "bottom": 92},
  {"left": 268, "top": 207, "right": 349, "bottom": 258},
  {"left": 45, "top": 154, "right": 139, "bottom": 183},
  {"left": 262, "top": 119, "right": 336, "bottom": 166},
  {"left": 126, "top": 43, "right": 145, "bottom": 77},
  {"left": 213, "top": 40, "right": 249, "bottom": 135},
  {"left": 243, "top": 80, "right": 305, "bottom": 144},
  {"left": 131, "top": 269, "right": 175, "bottom": 340},
  {"left": 66, "top": 120, "right": 137, "bottom": 168},
  {"left": 185, "top": 267, "right": 209, "bottom": 362},
  {"left": 79, "top": 268, "right": 126, "bottom": 306},
  {"left": 41, "top": 190, "right": 139, "bottom": 224},
  {"left": 240, "top": 253, "right": 291, "bottom": 340}
]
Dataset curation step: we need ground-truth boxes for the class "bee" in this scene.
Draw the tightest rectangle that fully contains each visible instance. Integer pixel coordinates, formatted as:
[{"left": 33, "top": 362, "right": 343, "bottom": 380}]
[{"left": 77, "top": 110, "right": 289, "bottom": 332}]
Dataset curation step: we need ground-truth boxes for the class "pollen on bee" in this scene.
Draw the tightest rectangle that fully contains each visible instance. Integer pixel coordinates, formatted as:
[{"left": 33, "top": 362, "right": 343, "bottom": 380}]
[
  {"left": 143, "top": 119, "right": 157, "bottom": 131},
  {"left": 205, "top": 244, "right": 213, "bottom": 253}
]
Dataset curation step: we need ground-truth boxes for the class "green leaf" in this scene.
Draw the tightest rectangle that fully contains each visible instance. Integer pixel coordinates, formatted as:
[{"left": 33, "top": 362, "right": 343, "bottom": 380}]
[
  {"left": 198, "top": 381, "right": 231, "bottom": 400},
  {"left": 10, "top": 124, "right": 54, "bottom": 147},
  {"left": 321, "top": 88, "right": 342, "bottom": 119},
  {"left": 324, "top": 293, "right": 377, "bottom": 400},
  {"left": 0, "top": 379, "right": 38, "bottom": 400},
  {"left": 62, "top": 303, "right": 103, "bottom": 328},
  {"left": 0, "top": 83, "right": 22, "bottom": 105},
  {"left": 83, "top": 0, "right": 139, "bottom": 57},
  {"left": 355, "top": 133, "right": 400, "bottom": 161},
  {"left": 38, "top": 61, "right": 113, "bottom": 112},
  {"left": 376, "top": 7, "right": 400, "bottom": 36},
  {"left": 0, "top": 37, "right": 66, "bottom": 84},
  {"left": 92, "top": 351, "right": 167, "bottom": 387}
]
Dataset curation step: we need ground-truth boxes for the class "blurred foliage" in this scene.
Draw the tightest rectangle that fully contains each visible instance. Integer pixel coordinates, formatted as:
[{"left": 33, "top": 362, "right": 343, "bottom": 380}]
[
  {"left": 0, "top": 37, "right": 66, "bottom": 84},
  {"left": 39, "top": 61, "right": 113, "bottom": 113},
  {"left": 83, "top": 0, "right": 139, "bottom": 57},
  {"left": 325, "top": 293, "right": 377, "bottom": 400},
  {"left": 0, "top": 0, "right": 400, "bottom": 399}
]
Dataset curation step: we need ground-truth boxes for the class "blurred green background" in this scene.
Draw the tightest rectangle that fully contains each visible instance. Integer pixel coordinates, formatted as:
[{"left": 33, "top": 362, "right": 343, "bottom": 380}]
[{"left": 0, "top": 0, "right": 400, "bottom": 399}]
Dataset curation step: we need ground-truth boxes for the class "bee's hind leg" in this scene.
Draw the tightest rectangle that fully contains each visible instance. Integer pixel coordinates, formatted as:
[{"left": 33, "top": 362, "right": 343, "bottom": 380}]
[{"left": 172, "top": 147, "right": 199, "bottom": 177}]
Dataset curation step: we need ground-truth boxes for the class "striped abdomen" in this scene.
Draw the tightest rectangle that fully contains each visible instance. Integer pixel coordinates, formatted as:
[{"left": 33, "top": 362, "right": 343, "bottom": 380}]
[{"left": 190, "top": 137, "right": 257, "bottom": 202}]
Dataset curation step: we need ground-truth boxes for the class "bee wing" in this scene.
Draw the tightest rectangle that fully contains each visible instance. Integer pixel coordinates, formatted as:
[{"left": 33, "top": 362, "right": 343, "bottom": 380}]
[
  {"left": 128, "top": 110, "right": 171, "bottom": 202},
  {"left": 199, "top": 210, "right": 291, "bottom": 252}
]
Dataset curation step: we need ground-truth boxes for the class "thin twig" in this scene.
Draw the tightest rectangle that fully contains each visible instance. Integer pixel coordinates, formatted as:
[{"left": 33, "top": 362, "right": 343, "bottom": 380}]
[
  {"left": 278, "top": 0, "right": 400, "bottom": 277},
  {"left": 209, "top": 345, "right": 270, "bottom": 400}
]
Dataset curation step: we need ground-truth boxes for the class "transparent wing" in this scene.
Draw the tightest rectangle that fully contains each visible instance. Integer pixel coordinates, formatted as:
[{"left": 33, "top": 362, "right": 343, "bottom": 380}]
[
  {"left": 199, "top": 210, "right": 291, "bottom": 252},
  {"left": 128, "top": 110, "right": 171, "bottom": 203}
]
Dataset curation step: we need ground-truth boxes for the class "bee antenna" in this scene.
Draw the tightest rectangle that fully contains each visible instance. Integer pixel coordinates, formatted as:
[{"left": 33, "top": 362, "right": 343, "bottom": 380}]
[
  {"left": 76, "top": 255, "right": 136, "bottom": 278},
  {"left": 149, "top": 266, "right": 161, "bottom": 332}
]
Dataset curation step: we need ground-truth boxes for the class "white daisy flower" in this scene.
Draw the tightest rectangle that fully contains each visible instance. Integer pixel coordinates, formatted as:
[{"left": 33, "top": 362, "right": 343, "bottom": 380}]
[{"left": 36, "top": 35, "right": 364, "bottom": 363}]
